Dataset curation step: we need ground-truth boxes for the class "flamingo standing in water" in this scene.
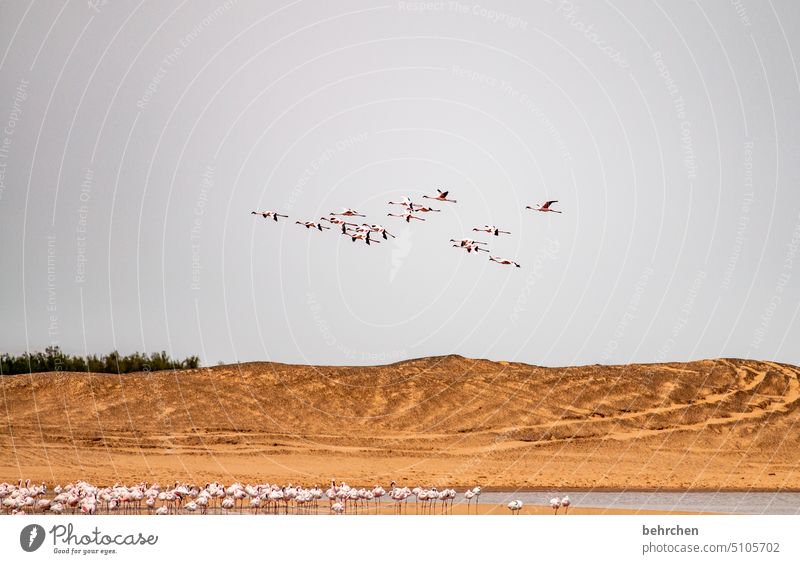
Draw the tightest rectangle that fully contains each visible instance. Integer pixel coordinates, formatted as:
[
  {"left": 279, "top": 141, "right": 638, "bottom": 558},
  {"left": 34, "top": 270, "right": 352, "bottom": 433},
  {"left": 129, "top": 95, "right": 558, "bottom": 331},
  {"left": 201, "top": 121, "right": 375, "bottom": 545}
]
[
  {"left": 423, "top": 189, "right": 456, "bottom": 203},
  {"left": 472, "top": 486, "right": 482, "bottom": 506},
  {"left": 372, "top": 485, "right": 385, "bottom": 513},
  {"left": 561, "top": 495, "right": 571, "bottom": 514},
  {"left": 526, "top": 200, "right": 562, "bottom": 213},
  {"left": 387, "top": 212, "right": 425, "bottom": 223},
  {"left": 464, "top": 489, "right": 475, "bottom": 514},
  {"left": 251, "top": 210, "right": 288, "bottom": 222},
  {"left": 473, "top": 225, "right": 511, "bottom": 236},
  {"left": 550, "top": 497, "right": 562, "bottom": 514},
  {"left": 221, "top": 497, "right": 235, "bottom": 514},
  {"left": 489, "top": 256, "right": 520, "bottom": 268},
  {"left": 508, "top": 500, "right": 523, "bottom": 515}
]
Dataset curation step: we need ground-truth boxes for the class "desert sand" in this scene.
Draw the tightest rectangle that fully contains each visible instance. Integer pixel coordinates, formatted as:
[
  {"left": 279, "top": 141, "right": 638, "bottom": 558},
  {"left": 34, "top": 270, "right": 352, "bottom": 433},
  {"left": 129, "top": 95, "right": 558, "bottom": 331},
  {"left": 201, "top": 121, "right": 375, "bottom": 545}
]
[{"left": 1, "top": 356, "right": 798, "bottom": 490}]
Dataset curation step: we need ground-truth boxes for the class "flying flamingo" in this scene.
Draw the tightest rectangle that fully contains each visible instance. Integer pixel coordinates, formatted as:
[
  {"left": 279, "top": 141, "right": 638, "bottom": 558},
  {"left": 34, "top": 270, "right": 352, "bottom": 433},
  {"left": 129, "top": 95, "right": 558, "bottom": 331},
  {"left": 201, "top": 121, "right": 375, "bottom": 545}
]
[
  {"left": 388, "top": 196, "right": 416, "bottom": 210},
  {"left": 452, "top": 243, "right": 489, "bottom": 254},
  {"left": 295, "top": 221, "right": 330, "bottom": 231},
  {"left": 526, "top": 200, "right": 562, "bottom": 213},
  {"left": 489, "top": 256, "right": 520, "bottom": 268},
  {"left": 508, "top": 500, "right": 523, "bottom": 515},
  {"left": 343, "top": 230, "right": 381, "bottom": 245},
  {"left": 414, "top": 206, "right": 441, "bottom": 213},
  {"left": 251, "top": 210, "right": 288, "bottom": 222},
  {"left": 473, "top": 225, "right": 511, "bottom": 236},
  {"left": 321, "top": 217, "right": 357, "bottom": 233},
  {"left": 387, "top": 212, "right": 425, "bottom": 223},
  {"left": 550, "top": 497, "right": 562, "bottom": 514},
  {"left": 423, "top": 189, "right": 456, "bottom": 203},
  {"left": 330, "top": 207, "right": 365, "bottom": 217},
  {"left": 450, "top": 238, "right": 487, "bottom": 247},
  {"left": 361, "top": 224, "right": 395, "bottom": 239}
]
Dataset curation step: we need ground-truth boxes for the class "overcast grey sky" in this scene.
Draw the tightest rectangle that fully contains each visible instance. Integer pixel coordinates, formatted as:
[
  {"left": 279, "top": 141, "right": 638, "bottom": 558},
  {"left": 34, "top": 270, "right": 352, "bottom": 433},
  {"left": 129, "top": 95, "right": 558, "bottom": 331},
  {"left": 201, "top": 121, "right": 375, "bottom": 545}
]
[{"left": 1, "top": 0, "right": 799, "bottom": 367}]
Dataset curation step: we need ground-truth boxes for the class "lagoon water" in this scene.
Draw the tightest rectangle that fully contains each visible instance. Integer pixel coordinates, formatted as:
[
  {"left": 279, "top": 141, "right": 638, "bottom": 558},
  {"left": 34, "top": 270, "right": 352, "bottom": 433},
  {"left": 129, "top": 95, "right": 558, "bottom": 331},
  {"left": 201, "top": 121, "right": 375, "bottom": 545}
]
[{"left": 459, "top": 491, "right": 800, "bottom": 515}]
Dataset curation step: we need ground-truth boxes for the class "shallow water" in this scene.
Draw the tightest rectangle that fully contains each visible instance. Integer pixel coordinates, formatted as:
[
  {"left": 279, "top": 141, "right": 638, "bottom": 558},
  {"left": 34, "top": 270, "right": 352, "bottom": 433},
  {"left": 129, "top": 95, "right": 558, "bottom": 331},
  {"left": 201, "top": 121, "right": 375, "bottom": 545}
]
[{"left": 463, "top": 491, "right": 800, "bottom": 515}]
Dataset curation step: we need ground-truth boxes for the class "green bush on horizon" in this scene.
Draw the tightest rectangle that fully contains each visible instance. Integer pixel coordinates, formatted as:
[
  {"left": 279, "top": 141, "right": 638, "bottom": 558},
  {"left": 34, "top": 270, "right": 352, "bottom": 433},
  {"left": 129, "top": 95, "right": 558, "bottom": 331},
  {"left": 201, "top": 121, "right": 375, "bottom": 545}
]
[{"left": 0, "top": 346, "right": 200, "bottom": 375}]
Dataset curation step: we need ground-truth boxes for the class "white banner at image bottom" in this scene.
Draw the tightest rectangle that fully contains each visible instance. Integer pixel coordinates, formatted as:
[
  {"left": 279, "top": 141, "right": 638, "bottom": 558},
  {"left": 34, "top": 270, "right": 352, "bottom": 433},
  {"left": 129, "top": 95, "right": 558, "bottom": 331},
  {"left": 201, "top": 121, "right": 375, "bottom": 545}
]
[{"left": 0, "top": 515, "right": 797, "bottom": 563}]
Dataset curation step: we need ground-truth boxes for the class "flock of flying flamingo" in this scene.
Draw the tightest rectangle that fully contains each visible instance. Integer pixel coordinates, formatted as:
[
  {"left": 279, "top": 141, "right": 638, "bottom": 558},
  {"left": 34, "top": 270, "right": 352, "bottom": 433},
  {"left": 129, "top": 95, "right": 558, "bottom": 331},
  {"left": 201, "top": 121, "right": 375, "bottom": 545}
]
[
  {"left": 1, "top": 480, "right": 572, "bottom": 516},
  {"left": 252, "top": 189, "right": 562, "bottom": 268}
]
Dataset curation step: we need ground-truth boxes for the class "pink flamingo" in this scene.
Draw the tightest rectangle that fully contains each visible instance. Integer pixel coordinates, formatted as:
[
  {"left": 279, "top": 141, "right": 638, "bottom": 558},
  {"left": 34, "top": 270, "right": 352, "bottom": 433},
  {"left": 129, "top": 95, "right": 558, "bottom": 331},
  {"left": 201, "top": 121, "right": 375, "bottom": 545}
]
[
  {"left": 473, "top": 225, "right": 510, "bottom": 236},
  {"left": 296, "top": 221, "right": 330, "bottom": 231},
  {"left": 464, "top": 489, "right": 475, "bottom": 514},
  {"left": 251, "top": 210, "right": 288, "bottom": 222},
  {"left": 526, "top": 200, "right": 562, "bottom": 213},
  {"left": 450, "top": 238, "right": 487, "bottom": 247},
  {"left": 489, "top": 256, "right": 520, "bottom": 267},
  {"left": 321, "top": 217, "right": 356, "bottom": 233},
  {"left": 423, "top": 189, "right": 456, "bottom": 203},
  {"left": 452, "top": 243, "right": 489, "bottom": 254},
  {"left": 361, "top": 224, "right": 395, "bottom": 239},
  {"left": 388, "top": 196, "right": 416, "bottom": 210},
  {"left": 387, "top": 212, "right": 425, "bottom": 223},
  {"left": 330, "top": 207, "right": 365, "bottom": 217}
]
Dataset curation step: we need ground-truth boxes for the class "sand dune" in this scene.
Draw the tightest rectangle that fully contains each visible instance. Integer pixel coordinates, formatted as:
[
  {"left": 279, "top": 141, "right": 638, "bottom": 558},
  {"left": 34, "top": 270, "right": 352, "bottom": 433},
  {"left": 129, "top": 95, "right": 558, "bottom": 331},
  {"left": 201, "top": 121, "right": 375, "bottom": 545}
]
[{"left": 1, "top": 356, "right": 799, "bottom": 489}]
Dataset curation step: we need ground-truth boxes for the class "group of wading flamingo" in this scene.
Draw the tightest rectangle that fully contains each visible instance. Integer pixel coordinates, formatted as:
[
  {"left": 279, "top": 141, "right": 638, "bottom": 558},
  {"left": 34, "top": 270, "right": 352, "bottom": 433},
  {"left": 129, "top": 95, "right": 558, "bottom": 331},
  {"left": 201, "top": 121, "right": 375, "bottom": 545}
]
[
  {"left": 252, "top": 189, "right": 563, "bottom": 268},
  {"left": 1, "top": 480, "right": 573, "bottom": 516}
]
